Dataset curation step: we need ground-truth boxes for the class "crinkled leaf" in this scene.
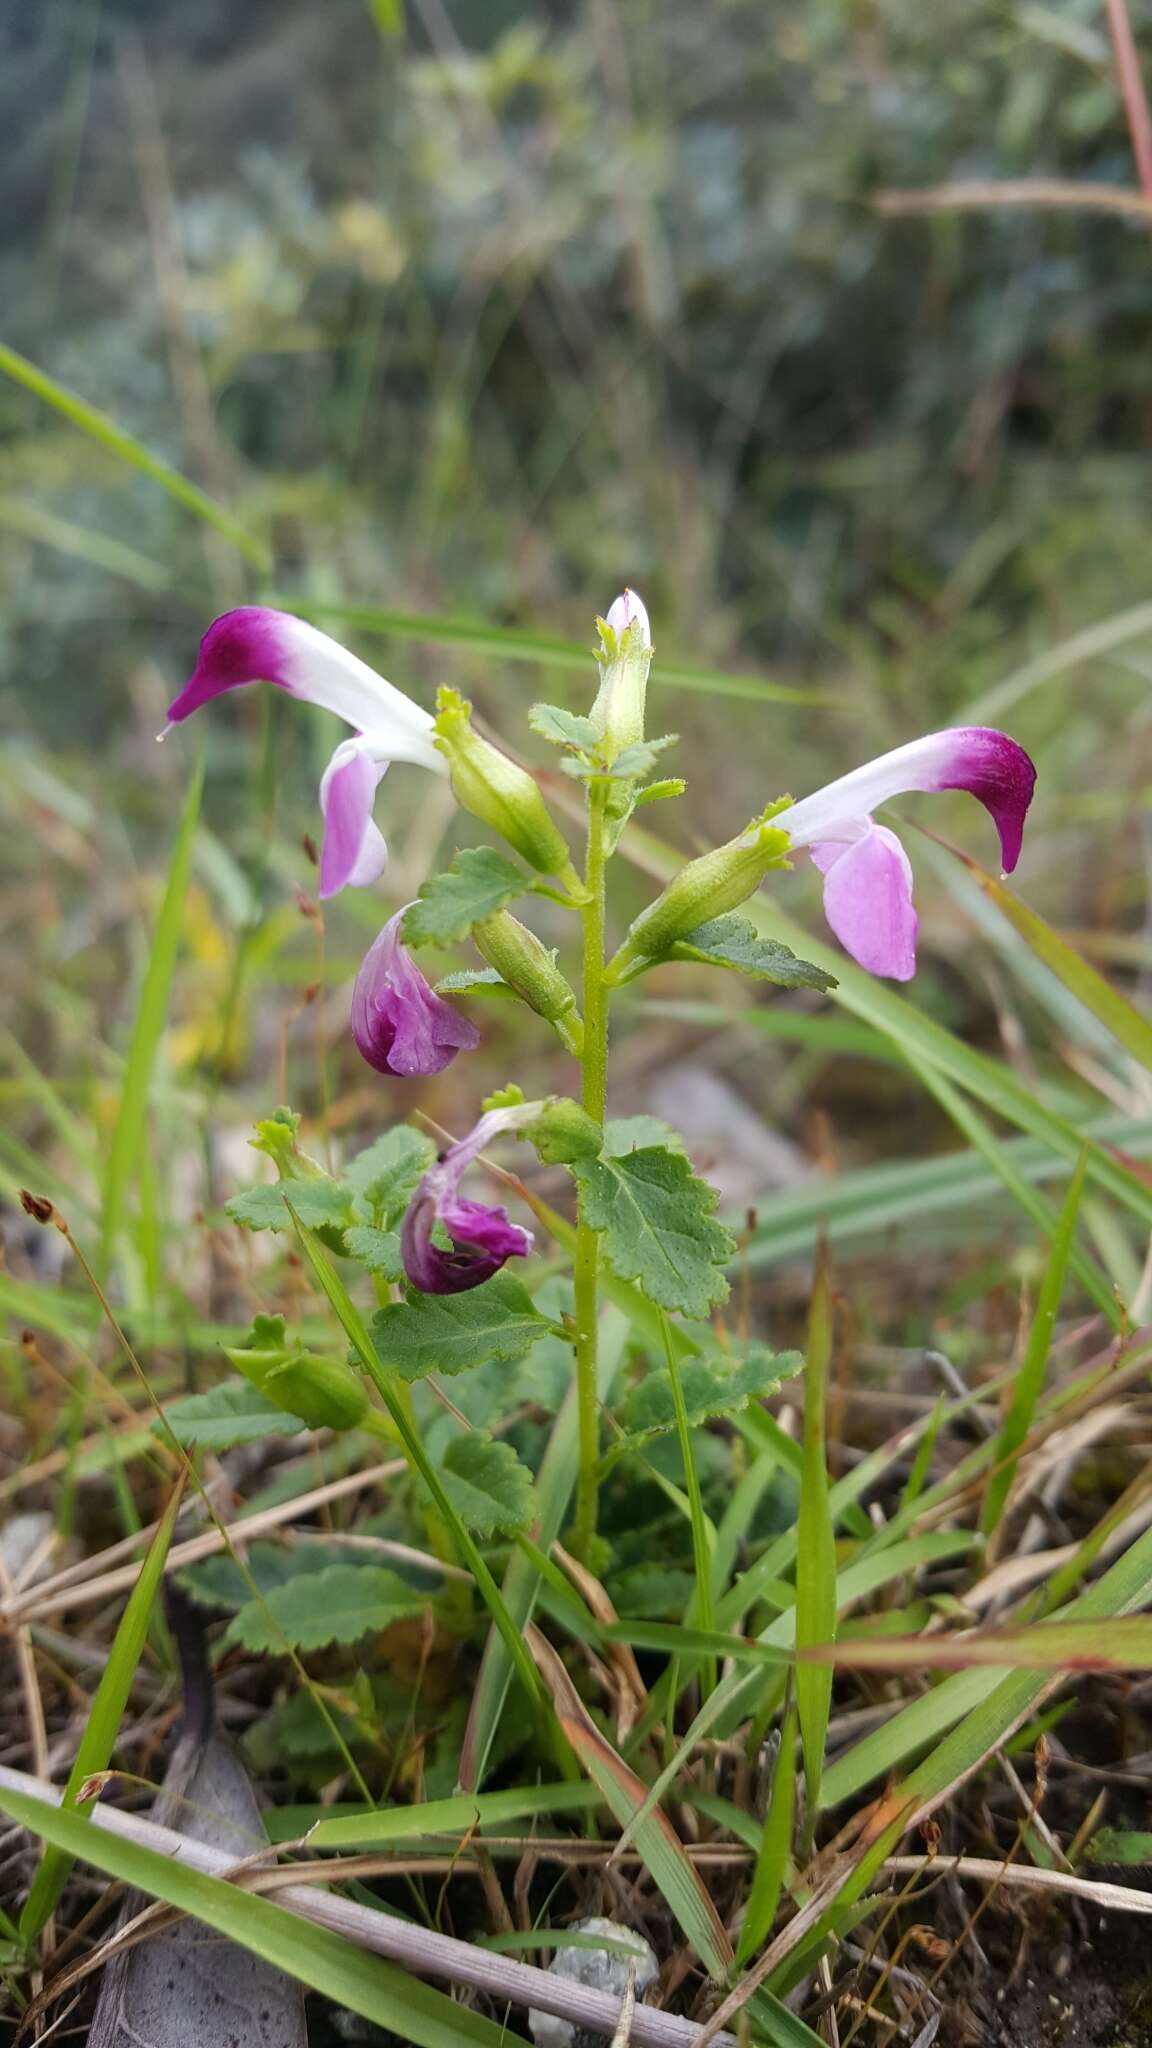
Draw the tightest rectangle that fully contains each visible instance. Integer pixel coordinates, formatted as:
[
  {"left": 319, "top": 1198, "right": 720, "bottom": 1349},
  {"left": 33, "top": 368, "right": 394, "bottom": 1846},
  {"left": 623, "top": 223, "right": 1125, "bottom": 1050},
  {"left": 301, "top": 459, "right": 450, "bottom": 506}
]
[
  {"left": 562, "top": 735, "right": 676, "bottom": 783},
  {"left": 179, "top": 1542, "right": 365, "bottom": 1613},
  {"left": 634, "top": 777, "right": 686, "bottom": 807},
  {"left": 159, "top": 1380, "right": 306, "bottom": 1450},
  {"left": 434, "top": 967, "right": 514, "bottom": 998},
  {"left": 604, "top": 1115, "right": 685, "bottom": 1157},
  {"left": 625, "top": 1346, "right": 802, "bottom": 1438},
  {"left": 670, "top": 914, "right": 836, "bottom": 991},
  {"left": 343, "top": 1225, "right": 404, "bottom": 1280},
  {"left": 434, "top": 1433, "right": 538, "bottom": 1534},
  {"left": 608, "top": 1565, "right": 698, "bottom": 1619},
  {"left": 373, "top": 1274, "right": 550, "bottom": 1381},
  {"left": 404, "top": 848, "right": 530, "bottom": 947},
  {"left": 571, "top": 1145, "right": 735, "bottom": 1317},
  {"left": 528, "top": 703, "right": 598, "bottom": 751},
  {"left": 227, "top": 1179, "right": 353, "bottom": 1233},
  {"left": 345, "top": 1126, "right": 436, "bottom": 1221},
  {"left": 224, "top": 1564, "right": 426, "bottom": 1654}
]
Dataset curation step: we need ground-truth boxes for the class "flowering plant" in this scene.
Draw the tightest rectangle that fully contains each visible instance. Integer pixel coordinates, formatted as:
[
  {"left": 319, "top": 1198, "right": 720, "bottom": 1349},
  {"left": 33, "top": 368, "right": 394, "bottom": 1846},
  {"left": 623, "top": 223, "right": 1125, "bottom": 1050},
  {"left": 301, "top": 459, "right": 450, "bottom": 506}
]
[{"left": 167, "top": 594, "right": 1035, "bottom": 1566}]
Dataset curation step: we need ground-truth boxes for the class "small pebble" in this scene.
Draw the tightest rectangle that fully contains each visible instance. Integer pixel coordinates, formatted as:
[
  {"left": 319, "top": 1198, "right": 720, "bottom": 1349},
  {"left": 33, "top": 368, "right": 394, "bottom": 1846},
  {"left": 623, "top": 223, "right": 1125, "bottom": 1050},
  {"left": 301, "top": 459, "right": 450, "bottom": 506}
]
[{"left": 528, "top": 1919, "right": 659, "bottom": 2048}]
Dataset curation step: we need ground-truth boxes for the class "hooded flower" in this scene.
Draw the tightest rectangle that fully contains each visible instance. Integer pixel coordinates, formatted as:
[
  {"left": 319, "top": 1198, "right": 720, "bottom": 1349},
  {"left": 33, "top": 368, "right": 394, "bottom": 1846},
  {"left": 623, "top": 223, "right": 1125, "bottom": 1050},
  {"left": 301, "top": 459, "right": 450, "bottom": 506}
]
[
  {"left": 401, "top": 1104, "right": 538, "bottom": 1294},
  {"left": 780, "top": 727, "right": 1037, "bottom": 980},
  {"left": 165, "top": 608, "right": 447, "bottom": 900},
  {"left": 351, "top": 908, "right": 481, "bottom": 1078}
]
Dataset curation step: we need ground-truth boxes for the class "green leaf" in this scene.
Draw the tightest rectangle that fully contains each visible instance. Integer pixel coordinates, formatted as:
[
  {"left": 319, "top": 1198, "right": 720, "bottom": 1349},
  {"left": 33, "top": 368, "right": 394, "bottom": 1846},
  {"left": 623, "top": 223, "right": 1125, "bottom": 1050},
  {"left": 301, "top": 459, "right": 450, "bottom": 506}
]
[
  {"left": 180, "top": 1542, "right": 364, "bottom": 1613},
  {"left": 624, "top": 1347, "right": 802, "bottom": 1438},
  {"left": 227, "top": 1180, "right": 353, "bottom": 1233},
  {"left": 604, "top": 1115, "right": 685, "bottom": 1156},
  {"left": 404, "top": 848, "right": 530, "bottom": 947},
  {"left": 101, "top": 762, "right": 202, "bottom": 1263},
  {"left": 563, "top": 736, "right": 678, "bottom": 782},
  {"left": 343, "top": 1225, "right": 404, "bottom": 1279},
  {"left": 434, "top": 967, "right": 513, "bottom": 998},
  {"left": 528, "top": 703, "right": 599, "bottom": 750},
  {"left": 571, "top": 1146, "right": 735, "bottom": 1317},
  {"left": 159, "top": 1380, "right": 306, "bottom": 1449},
  {"left": 435, "top": 1434, "right": 538, "bottom": 1534},
  {"left": 981, "top": 1153, "right": 1089, "bottom": 1536},
  {"left": 346, "top": 1125, "right": 436, "bottom": 1221},
  {"left": 795, "top": 1251, "right": 836, "bottom": 1817},
  {"left": 225, "top": 1564, "right": 427, "bottom": 1654},
  {"left": 373, "top": 1274, "right": 549, "bottom": 1381},
  {"left": 670, "top": 915, "right": 836, "bottom": 991},
  {"left": 634, "top": 777, "right": 687, "bottom": 806},
  {"left": 1087, "top": 1829, "right": 1152, "bottom": 1867},
  {"left": 20, "top": 1484, "right": 184, "bottom": 1939}
]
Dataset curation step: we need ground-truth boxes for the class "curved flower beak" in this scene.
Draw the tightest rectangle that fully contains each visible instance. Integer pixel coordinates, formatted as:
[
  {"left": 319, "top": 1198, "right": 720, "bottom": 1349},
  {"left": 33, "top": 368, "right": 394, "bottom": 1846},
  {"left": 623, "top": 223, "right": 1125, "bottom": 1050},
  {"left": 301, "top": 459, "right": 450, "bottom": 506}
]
[
  {"left": 166, "top": 608, "right": 447, "bottom": 897},
  {"left": 351, "top": 908, "right": 481, "bottom": 1078},
  {"left": 401, "top": 1104, "right": 538, "bottom": 1294},
  {"left": 781, "top": 727, "right": 1037, "bottom": 981}
]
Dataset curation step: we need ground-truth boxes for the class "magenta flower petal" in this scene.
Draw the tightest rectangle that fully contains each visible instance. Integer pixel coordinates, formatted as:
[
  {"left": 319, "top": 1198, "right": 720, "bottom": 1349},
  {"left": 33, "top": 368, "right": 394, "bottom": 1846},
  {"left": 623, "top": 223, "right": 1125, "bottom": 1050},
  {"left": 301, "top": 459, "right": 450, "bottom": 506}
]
[
  {"left": 351, "top": 910, "right": 481, "bottom": 1078},
  {"left": 783, "top": 728, "right": 1036, "bottom": 876},
  {"left": 319, "top": 742, "right": 388, "bottom": 899},
  {"left": 811, "top": 823, "right": 918, "bottom": 981},
  {"left": 400, "top": 1105, "right": 537, "bottom": 1295},
  {"left": 167, "top": 609, "right": 443, "bottom": 771},
  {"left": 166, "top": 608, "right": 297, "bottom": 721}
]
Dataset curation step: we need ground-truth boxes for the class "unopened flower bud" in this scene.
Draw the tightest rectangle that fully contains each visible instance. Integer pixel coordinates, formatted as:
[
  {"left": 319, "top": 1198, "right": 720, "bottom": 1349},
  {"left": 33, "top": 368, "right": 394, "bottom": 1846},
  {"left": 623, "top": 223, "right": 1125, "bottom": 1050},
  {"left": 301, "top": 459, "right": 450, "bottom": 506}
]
[
  {"left": 434, "top": 689, "right": 573, "bottom": 878},
  {"left": 523, "top": 1096, "right": 603, "bottom": 1165},
  {"left": 609, "top": 810, "right": 791, "bottom": 977},
  {"left": 590, "top": 590, "right": 653, "bottom": 762},
  {"left": 472, "top": 910, "right": 583, "bottom": 1053},
  {"left": 225, "top": 1319, "right": 369, "bottom": 1432}
]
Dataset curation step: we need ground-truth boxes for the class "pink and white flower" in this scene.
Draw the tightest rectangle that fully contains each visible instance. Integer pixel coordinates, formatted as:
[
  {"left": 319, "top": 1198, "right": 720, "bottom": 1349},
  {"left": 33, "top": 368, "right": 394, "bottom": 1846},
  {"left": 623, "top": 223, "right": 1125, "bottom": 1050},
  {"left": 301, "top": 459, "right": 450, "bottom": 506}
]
[
  {"left": 165, "top": 608, "right": 446, "bottom": 900},
  {"left": 780, "top": 728, "right": 1037, "bottom": 980}
]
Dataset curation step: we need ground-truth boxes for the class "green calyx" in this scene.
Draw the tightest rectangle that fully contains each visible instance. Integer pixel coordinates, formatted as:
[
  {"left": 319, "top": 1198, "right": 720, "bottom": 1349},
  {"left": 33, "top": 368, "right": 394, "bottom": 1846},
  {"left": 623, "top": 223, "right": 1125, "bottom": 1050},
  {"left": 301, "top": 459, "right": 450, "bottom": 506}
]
[
  {"left": 472, "top": 909, "right": 584, "bottom": 1054},
  {"left": 434, "top": 688, "right": 575, "bottom": 880},
  {"left": 605, "top": 804, "right": 793, "bottom": 981},
  {"left": 226, "top": 1314, "right": 369, "bottom": 1432}
]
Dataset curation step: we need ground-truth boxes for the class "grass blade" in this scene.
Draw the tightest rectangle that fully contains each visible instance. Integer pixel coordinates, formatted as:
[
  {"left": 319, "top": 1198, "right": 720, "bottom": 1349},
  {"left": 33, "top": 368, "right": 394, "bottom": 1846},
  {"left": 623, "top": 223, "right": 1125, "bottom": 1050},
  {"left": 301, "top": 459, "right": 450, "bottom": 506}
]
[
  {"left": 794, "top": 1248, "right": 835, "bottom": 1824},
  {"left": 0, "top": 341, "right": 268, "bottom": 567},
  {"left": 736, "top": 1699, "right": 798, "bottom": 1967},
  {"left": 981, "top": 1152, "right": 1088, "bottom": 1540},
  {"left": 526, "top": 1627, "right": 733, "bottom": 1978},
  {"left": 944, "top": 843, "right": 1152, "bottom": 1071},
  {"left": 263, "top": 592, "right": 827, "bottom": 704},
  {"left": 101, "top": 758, "right": 203, "bottom": 1266},
  {"left": 1, "top": 1786, "right": 511, "bottom": 2048},
  {"left": 19, "top": 1477, "right": 184, "bottom": 1940}
]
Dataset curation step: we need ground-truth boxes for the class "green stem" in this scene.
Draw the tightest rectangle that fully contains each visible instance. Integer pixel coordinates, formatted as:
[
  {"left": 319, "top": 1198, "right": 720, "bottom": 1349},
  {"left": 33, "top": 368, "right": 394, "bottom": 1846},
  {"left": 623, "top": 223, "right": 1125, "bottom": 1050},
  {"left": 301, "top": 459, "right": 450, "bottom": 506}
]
[{"left": 573, "top": 784, "right": 610, "bottom": 1559}]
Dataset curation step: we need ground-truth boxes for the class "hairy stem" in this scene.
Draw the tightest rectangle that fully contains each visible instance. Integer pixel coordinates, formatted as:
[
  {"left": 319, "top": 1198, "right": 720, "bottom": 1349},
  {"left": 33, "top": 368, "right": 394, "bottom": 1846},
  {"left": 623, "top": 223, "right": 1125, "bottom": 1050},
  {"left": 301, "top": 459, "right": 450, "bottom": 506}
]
[{"left": 573, "top": 783, "right": 609, "bottom": 1557}]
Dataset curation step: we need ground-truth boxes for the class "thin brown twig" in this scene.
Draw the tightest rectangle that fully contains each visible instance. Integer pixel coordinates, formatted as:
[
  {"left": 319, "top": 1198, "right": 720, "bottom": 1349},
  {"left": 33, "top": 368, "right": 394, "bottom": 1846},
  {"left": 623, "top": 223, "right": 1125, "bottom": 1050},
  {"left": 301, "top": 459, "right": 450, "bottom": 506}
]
[
  {"left": 1105, "top": 0, "right": 1152, "bottom": 200},
  {"left": 874, "top": 179, "right": 1152, "bottom": 219}
]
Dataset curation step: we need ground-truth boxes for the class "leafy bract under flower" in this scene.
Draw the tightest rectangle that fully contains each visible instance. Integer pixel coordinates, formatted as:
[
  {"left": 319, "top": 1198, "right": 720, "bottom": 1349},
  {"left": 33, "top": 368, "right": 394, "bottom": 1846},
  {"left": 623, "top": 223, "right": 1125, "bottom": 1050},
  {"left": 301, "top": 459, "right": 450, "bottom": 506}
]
[
  {"left": 351, "top": 908, "right": 480, "bottom": 1079},
  {"left": 165, "top": 607, "right": 446, "bottom": 899}
]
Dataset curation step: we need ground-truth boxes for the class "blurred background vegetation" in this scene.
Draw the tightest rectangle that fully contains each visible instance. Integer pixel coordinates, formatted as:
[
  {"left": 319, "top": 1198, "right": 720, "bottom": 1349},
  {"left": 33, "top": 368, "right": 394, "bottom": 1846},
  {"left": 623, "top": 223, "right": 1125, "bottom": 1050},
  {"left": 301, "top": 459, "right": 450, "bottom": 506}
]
[{"left": 4, "top": 0, "right": 1152, "bottom": 1335}]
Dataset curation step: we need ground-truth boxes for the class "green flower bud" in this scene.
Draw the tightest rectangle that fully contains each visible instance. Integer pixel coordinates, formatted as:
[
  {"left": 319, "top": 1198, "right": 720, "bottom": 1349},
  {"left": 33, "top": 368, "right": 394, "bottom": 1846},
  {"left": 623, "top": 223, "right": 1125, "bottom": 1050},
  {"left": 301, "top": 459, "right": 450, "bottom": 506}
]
[
  {"left": 589, "top": 591, "right": 653, "bottom": 760},
  {"left": 264, "top": 1354, "right": 369, "bottom": 1432},
  {"left": 608, "top": 808, "right": 792, "bottom": 977},
  {"left": 524, "top": 1096, "right": 603, "bottom": 1164},
  {"left": 434, "top": 688, "right": 573, "bottom": 878},
  {"left": 473, "top": 910, "right": 583, "bottom": 1053},
  {"left": 226, "top": 1319, "right": 369, "bottom": 1432}
]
